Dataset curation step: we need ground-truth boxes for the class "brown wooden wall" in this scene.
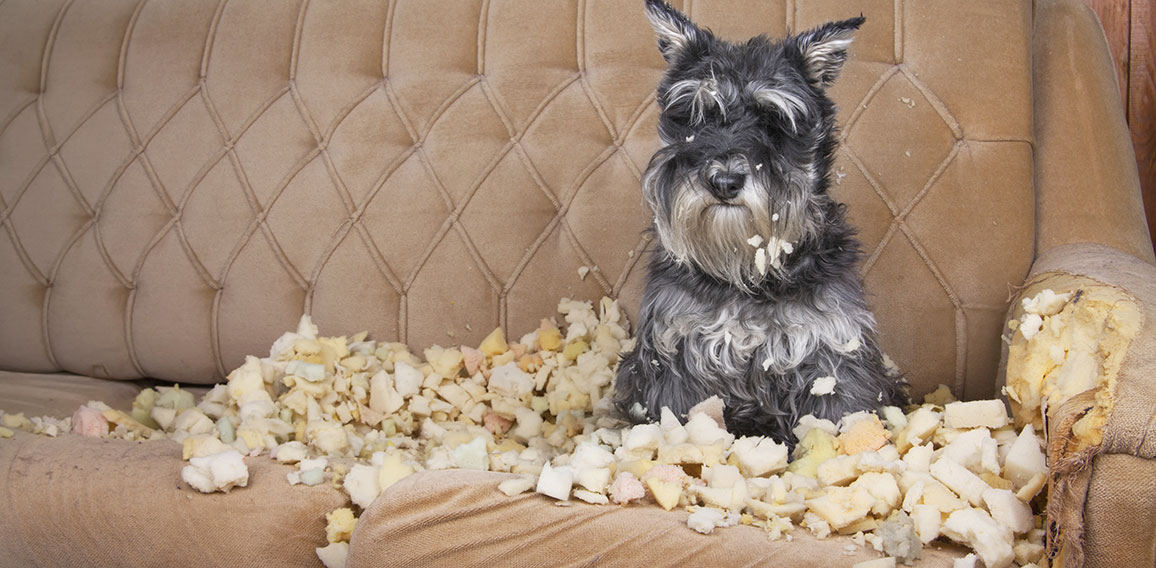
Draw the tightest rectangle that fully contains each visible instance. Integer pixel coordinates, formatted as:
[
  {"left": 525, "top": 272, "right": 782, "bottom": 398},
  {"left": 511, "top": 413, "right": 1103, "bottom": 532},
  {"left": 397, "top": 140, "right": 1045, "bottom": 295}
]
[{"left": 1085, "top": 0, "right": 1156, "bottom": 254}]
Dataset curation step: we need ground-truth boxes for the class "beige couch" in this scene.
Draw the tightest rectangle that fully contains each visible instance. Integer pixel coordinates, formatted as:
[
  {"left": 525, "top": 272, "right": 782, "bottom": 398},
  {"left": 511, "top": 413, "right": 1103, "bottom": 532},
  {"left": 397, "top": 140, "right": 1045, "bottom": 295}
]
[{"left": 1, "top": 0, "right": 1153, "bottom": 565}]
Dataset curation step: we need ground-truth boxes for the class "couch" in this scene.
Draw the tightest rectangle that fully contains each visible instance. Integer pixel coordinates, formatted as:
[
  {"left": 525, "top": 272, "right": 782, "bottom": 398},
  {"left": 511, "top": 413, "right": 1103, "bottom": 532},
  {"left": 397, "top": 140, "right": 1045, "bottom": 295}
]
[{"left": 1, "top": 0, "right": 1153, "bottom": 565}]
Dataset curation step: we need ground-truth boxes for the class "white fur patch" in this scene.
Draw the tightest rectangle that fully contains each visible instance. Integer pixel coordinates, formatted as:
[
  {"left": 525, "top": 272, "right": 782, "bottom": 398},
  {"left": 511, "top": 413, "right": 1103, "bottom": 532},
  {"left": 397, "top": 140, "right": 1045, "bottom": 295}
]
[{"left": 668, "top": 76, "right": 734, "bottom": 124}]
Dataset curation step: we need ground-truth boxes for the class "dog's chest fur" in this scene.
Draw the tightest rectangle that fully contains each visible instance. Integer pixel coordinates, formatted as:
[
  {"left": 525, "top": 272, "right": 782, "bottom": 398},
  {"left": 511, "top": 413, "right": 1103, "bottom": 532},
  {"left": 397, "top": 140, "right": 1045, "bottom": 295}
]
[{"left": 647, "top": 281, "right": 870, "bottom": 382}]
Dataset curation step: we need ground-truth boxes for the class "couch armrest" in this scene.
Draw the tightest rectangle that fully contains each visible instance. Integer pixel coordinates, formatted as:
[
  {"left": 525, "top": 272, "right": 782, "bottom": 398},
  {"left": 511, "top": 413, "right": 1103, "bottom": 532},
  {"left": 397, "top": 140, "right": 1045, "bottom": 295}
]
[
  {"left": 1033, "top": 0, "right": 1155, "bottom": 263},
  {"left": 1001, "top": 243, "right": 1156, "bottom": 568}
]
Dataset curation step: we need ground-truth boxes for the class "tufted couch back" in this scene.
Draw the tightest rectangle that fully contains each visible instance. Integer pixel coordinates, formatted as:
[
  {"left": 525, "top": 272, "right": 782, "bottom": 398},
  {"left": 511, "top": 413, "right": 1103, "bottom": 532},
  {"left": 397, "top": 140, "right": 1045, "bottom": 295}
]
[{"left": 0, "top": 0, "right": 1035, "bottom": 399}]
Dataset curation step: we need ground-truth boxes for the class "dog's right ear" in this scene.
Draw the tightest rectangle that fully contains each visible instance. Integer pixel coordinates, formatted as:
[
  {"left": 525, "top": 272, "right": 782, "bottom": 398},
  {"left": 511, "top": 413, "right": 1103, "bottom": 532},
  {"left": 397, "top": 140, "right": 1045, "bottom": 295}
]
[
  {"left": 645, "top": 0, "right": 708, "bottom": 62},
  {"left": 785, "top": 17, "right": 864, "bottom": 88}
]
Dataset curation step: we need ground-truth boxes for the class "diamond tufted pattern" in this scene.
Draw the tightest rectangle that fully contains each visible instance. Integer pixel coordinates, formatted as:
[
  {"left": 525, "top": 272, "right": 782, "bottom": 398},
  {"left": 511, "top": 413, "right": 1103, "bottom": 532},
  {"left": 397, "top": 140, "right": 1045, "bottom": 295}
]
[{"left": 0, "top": 0, "right": 1034, "bottom": 397}]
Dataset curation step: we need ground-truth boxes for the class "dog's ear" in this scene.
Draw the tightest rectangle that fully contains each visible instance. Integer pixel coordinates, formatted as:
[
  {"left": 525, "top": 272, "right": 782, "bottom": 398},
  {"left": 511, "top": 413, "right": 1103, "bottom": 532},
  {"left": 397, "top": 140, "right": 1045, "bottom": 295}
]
[
  {"left": 645, "top": 0, "right": 708, "bottom": 62},
  {"left": 786, "top": 16, "right": 864, "bottom": 88}
]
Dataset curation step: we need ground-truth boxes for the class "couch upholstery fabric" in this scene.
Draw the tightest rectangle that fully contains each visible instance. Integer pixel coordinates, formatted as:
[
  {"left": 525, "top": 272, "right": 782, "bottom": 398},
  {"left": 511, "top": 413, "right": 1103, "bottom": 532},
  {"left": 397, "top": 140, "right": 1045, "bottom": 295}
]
[
  {"left": 1, "top": 0, "right": 1035, "bottom": 402},
  {"left": 0, "top": 370, "right": 146, "bottom": 418},
  {"left": 3, "top": 0, "right": 1154, "bottom": 566},
  {"left": 0, "top": 431, "right": 347, "bottom": 567}
]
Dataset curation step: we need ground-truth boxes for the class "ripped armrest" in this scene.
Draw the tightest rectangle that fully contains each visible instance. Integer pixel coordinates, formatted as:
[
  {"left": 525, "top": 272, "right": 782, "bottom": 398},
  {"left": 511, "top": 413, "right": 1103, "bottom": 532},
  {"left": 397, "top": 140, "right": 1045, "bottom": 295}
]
[{"left": 1000, "top": 243, "right": 1156, "bottom": 567}]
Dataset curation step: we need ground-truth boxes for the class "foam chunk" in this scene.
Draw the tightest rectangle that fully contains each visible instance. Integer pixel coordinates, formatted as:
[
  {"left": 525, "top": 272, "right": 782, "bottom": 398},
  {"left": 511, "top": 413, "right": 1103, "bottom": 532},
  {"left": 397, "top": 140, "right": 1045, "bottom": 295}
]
[
  {"left": 498, "top": 476, "right": 536, "bottom": 496},
  {"left": 982, "top": 488, "right": 1034, "bottom": 534},
  {"left": 315, "top": 542, "right": 349, "bottom": 568},
  {"left": 536, "top": 462, "right": 574, "bottom": 501},
  {"left": 943, "top": 400, "right": 1009, "bottom": 430},
  {"left": 941, "top": 508, "right": 1015, "bottom": 568},
  {"left": 930, "top": 458, "right": 991, "bottom": 507},
  {"left": 1003, "top": 425, "right": 1047, "bottom": 489},
  {"left": 181, "top": 450, "right": 249, "bottom": 493},
  {"left": 810, "top": 376, "right": 837, "bottom": 396},
  {"left": 730, "top": 436, "right": 789, "bottom": 476}
]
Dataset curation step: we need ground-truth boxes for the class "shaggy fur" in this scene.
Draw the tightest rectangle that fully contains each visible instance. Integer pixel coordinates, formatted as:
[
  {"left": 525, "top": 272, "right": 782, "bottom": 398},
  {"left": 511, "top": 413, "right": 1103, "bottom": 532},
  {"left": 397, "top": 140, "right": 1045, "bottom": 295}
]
[{"left": 614, "top": 0, "right": 907, "bottom": 445}]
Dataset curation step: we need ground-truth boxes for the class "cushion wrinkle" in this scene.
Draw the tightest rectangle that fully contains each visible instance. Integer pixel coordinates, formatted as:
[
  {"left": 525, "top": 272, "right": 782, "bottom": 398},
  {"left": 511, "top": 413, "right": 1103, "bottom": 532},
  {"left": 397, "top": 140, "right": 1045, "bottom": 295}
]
[
  {"left": 492, "top": 66, "right": 663, "bottom": 304},
  {"left": 559, "top": 216, "right": 613, "bottom": 294},
  {"left": 844, "top": 71, "right": 975, "bottom": 390},
  {"left": 576, "top": 73, "right": 621, "bottom": 143},
  {"left": 898, "top": 65, "right": 964, "bottom": 140},
  {"left": 198, "top": 0, "right": 229, "bottom": 82},
  {"left": 353, "top": 148, "right": 439, "bottom": 293},
  {"left": 380, "top": 80, "right": 420, "bottom": 141},
  {"left": 893, "top": 0, "right": 904, "bottom": 63},
  {"left": 477, "top": 79, "right": 517, "bottom": 141},
  {"left": 611, "top": 234, "right": 651, "bottom": 295},
  {"left": 0, "top": 97, "right": 41, "bottom": 157},
  {"left": 394, "top": 178, "right": 455, "bottom": 292},
  {"left": 378, "top": 0, "right": 394, "bottom": 78},
  {"left": 48, "top": 96, "right": 120, "bottom": 212},
  {"left": 287, "top": 0, "right": 309, "bottom": 83},
  {"left": 431, "top": 139, "right": 513, "bottom": 296},
  {"left": 317, "top": 81, "right": 386, "bottom": 146},
  {"left": 842, "top": 153, "right": 898, "bottom": 273},
  {"left": 174, "top": 84, "right": 315, "bottom": 376},
  {"left": 367, "top": 473, "right": 683, "bottom": 566},
  {"left": 114, "top": 0, "right": 148, "bottom": 91},
  {"left": 36, "top": 1, "right": 70, "bottom": 138},
  {"left": 472, "top": 500, "right": 633, "bottom": 565},
  {"left": 617, "top": 94, "right": 657, "bottom": 152},
  {"left": 838, "top": 65, "right": 903, "bottom": 141},
  {"left": 500, "top": 140, "right": 616, "bottom": 294}
]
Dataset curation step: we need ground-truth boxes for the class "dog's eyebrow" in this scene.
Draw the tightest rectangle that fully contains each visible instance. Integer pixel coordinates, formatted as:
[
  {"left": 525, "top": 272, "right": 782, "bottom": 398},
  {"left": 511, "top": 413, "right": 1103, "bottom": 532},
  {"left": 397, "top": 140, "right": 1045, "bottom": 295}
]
[
  {"left": 747, "top": 82, "right": 809, "bottom": 132},
  {"left": 666, "top": 72, "right": 736, "bottom": 124}
]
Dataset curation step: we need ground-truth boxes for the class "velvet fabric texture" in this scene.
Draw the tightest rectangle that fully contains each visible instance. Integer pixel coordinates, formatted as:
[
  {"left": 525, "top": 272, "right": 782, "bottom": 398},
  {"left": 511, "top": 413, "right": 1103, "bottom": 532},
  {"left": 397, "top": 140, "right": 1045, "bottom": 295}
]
[{"left": 1, "top": 0, "right": 1154, "bottom": 566}]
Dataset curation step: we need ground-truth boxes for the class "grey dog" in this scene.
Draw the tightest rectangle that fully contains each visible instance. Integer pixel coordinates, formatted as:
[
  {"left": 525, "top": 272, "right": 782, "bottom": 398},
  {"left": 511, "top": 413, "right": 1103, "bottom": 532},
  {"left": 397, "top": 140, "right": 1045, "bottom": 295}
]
[{"left": 614, "top": 0, "right": 907, "bottom": 445}]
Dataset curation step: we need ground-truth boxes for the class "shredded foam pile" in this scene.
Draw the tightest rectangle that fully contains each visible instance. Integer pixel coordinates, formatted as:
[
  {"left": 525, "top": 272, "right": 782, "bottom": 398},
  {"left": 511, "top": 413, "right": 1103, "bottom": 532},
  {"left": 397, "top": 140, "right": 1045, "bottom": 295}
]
[{"left": 0, "top": 294, "right": 1073, "bottom": 568}]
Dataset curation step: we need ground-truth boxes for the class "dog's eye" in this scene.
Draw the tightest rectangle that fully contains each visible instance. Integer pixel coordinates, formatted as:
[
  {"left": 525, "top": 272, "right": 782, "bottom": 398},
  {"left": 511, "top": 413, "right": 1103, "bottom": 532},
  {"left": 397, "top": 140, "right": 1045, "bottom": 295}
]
[
  {"left": 749, "top": 84, "right": 810, "bottom": 133},
  {"left": 666, "top": 78, "right": 733, "bottom": 124}
]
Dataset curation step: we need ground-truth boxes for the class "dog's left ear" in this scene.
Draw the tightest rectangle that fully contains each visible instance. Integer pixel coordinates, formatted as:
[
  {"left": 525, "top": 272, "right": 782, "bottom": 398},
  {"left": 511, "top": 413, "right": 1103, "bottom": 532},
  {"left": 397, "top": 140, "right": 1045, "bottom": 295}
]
[{"left": 786, "top": 16, "right": 864, "bottom": 88}]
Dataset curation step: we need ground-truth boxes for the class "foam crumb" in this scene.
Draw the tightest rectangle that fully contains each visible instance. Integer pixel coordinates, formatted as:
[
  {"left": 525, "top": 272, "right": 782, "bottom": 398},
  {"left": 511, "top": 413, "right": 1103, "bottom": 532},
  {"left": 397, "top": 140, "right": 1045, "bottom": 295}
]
[{"left": 810, "top": 376, "right": 837, "bottom": 396}]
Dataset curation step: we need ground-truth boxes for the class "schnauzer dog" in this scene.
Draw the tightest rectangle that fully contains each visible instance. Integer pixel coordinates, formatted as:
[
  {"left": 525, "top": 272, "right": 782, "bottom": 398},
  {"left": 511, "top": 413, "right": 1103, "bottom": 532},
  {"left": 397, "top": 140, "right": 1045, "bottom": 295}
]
[{"left": 614, "top": 0, "right": 906, "bottom": 445}]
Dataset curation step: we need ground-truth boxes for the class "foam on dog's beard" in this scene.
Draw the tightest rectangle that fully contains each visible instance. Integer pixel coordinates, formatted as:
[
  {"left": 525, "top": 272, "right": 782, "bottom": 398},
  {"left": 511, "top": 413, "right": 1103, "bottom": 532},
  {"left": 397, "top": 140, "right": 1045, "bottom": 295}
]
[
  {"left": 1004, "top": 282, "right": 1140, "bottom": 451},
  {"left": 647, "top": 170, "right": 775, "bottom": 289}
]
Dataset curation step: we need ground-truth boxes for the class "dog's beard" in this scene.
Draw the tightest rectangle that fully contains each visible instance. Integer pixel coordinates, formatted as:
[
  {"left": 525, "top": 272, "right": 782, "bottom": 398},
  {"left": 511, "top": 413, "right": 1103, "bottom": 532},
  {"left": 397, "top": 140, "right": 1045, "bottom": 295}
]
[{"left": 644, "top": 156, "right": 817, "bottom": 290}]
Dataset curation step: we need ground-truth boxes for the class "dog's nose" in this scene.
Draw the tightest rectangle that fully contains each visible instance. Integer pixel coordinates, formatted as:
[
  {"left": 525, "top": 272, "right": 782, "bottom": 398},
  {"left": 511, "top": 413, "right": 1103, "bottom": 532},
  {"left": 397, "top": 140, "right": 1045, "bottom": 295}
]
[{"left": 708, "top": 171, "right": 745, "bottom": 201}]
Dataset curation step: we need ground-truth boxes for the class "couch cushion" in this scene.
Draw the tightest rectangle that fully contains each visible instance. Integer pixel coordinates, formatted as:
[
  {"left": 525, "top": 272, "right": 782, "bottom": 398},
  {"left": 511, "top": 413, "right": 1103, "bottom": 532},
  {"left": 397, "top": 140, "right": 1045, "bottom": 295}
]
[
  {"left": 0, "top": 0, "right": 1034, "bottom": 400},
  {"left": 0, "top": 431, "right": 345, "bottom": 567},
  {"left": 348, "top": 469, "right": 970, "bottom": 567}
]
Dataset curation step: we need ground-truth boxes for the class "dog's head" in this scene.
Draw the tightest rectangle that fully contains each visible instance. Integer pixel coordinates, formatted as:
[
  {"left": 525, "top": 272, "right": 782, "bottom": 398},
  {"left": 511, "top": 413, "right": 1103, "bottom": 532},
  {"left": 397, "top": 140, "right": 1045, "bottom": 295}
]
[{"left": 641, "top": 0, "right": 862, "bottom": 290}]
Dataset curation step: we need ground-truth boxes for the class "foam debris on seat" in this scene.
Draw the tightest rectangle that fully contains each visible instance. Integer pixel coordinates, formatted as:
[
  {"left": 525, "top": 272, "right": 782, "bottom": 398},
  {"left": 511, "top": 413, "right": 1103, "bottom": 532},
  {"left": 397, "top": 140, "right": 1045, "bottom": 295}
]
[{"left": 1, "top": 295, "right": 1053, "bottom": 567}]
